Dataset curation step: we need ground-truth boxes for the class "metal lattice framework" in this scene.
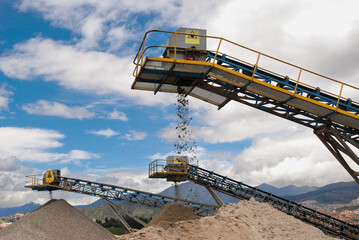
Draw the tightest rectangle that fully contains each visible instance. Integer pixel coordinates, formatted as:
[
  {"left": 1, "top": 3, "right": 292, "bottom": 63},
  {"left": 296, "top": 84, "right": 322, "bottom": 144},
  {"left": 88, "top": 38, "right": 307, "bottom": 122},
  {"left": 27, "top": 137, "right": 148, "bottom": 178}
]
[
  {"left": 25, "top": 175, "right": 218, "bottom": 217},
  {"left": 132, "top": 30, "right": 359, "bottom": 183},
  {"left": 187, "top": 164, "right": 359, "bottom": 240}
]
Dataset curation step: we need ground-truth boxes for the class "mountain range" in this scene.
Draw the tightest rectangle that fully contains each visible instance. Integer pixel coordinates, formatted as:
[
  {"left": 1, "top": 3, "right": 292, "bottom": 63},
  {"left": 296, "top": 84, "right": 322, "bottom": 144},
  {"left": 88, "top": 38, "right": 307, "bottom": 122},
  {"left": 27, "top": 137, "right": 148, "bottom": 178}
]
[{"left": 1, "top": 180, "right": 358, "bottom": 217}]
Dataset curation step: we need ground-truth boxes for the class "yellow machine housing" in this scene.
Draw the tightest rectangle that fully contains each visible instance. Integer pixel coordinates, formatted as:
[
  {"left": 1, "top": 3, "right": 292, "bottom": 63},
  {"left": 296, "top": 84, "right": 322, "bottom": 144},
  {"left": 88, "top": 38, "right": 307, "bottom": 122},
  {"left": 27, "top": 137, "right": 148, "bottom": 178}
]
[
  {"left": 42, "top": 169, "right": 61, "bottom": 185},
  {"left": 149, "top": 156, "right": 189, "bottom": 182}
]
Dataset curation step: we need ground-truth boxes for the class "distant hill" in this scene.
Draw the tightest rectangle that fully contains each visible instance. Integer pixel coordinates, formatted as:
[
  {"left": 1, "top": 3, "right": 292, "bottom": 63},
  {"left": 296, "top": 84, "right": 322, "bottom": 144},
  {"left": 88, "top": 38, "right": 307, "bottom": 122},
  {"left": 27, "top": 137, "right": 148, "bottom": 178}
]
[
  {"left": 159, "top": 182, "right": 240, "bottom": 205},
  {"left": 0, "top": 202, "right": 40, "bottom": 217},
  {"left": 0, "top": 199, "right": 104, "bottom": 218},
  {"left": 75, "top": 199, "right": 105, "bottom": 209},
  {"left": 3, "top": 181, "right": 357, "bottom": 220},
  {"left": 286, "top": 181, "right": 359, "bottom": 204},
  {"left": 160, "top": 181, "right": 319, "bottom": 204},
  {"left": 78, "top": 201, "right": 160, "bottom": 221},
  {"left": 256, "top": 183, "right": 318, "bottom": 197}
]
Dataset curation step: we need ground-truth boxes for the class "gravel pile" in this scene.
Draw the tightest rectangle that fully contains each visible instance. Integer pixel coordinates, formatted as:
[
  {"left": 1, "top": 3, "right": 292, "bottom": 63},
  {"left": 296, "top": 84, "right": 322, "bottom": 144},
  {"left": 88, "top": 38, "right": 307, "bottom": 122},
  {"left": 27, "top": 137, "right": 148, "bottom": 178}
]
[
  {"left": 118, "top": 198, "right": 333, "bottom": 240},
  {"left": 146, "top": 202, "right": 199, "bottom": 227},
  {"left": 0, "top": 199, "right": 116, "bottom": 240}
]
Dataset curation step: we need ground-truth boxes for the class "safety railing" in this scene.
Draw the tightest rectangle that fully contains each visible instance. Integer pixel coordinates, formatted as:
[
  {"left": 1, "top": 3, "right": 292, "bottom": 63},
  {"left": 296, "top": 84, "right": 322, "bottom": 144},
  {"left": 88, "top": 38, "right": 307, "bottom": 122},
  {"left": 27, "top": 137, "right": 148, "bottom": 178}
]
[
  {"left": 25, "top": 173, "right": 62, "bottom": 187},
  {"left": 25, "top": 174, "right": 43, "bottom": 186},
  {"left": 149, "top": 159, "right": 188, "bottom": 177},
  {"left": 133, "top": 30, "right": 359, "bottom": 111},
  {"left": 26, "top": 171, "right": 217, "bottom": 216}
]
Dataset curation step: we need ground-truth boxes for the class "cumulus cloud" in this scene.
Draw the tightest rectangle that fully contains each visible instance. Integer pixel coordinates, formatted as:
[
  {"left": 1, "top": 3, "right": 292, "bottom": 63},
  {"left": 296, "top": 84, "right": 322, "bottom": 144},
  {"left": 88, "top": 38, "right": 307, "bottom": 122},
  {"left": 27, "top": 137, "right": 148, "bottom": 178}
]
[
  {"left": 60, "top": 150, "right": 100, "bottom": 164},
  {"left": 22, "top": 100, "right": 95, "bottom": 119},
  {"left": 0, "top": 37, "right": 170, "bottom": 106},
  {"left": 123, "top": 130, "right": 147, "bottom": 141},
  {"left": 107, "top": 109, "right": 128, "bottom": 121},
  {"left": 198, "top": 127, "right": 353, "bottom": 187},
  {"left": 0, "top": 0, "right": 357, "bottom": 209},
  {"left": 0, "top": 127, "right": 98, "bottom": 163},
  {"left": 17, "top": 0, "right": 220, "bottom": 50},
  {"left": 0, "top": 84, "right": 13, "bottom": 111},
  {"left": 0, "top": 156, "right": 19, "bottom": 171},
  {"left": 88, "top": 128, "right": 119, "bottom": 138},
  {"left": 89, "top": 168, "right": 171, "bottom": 194}
]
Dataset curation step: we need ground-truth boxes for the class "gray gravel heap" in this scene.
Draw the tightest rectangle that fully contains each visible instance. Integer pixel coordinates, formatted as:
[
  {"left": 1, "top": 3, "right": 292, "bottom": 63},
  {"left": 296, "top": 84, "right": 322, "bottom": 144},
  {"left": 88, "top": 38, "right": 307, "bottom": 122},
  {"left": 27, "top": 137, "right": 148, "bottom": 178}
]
[{"left": 0, "top": 199, "right": 116, "bottom": 240}]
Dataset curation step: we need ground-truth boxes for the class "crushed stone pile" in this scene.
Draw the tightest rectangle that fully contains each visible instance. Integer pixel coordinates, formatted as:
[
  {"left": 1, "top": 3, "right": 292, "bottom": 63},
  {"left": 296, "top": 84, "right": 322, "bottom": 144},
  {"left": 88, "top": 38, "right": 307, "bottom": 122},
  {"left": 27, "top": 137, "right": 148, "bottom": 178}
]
[
  {"left": 146, "top": 202, "right": 200, "bottom": 227},
  {"left": 0, "top": 199, "right": 116, "bottom": 240},
  {"left": 118, "top": 198, "right": 333, "bottom": 240}
]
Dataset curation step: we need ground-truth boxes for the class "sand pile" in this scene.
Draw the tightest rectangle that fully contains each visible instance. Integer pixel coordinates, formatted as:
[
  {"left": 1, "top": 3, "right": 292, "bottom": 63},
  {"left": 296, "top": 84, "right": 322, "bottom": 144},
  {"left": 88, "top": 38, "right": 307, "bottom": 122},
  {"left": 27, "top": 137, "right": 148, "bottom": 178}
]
[
  {"left": 118, "top": 198, "right": 332, "bottom": 240},
  {"left": 147, "top": 202, "right": 199, "bottom": 227},
  {"left": 0, "top": 199, "right": 116, "bottom": 240}
]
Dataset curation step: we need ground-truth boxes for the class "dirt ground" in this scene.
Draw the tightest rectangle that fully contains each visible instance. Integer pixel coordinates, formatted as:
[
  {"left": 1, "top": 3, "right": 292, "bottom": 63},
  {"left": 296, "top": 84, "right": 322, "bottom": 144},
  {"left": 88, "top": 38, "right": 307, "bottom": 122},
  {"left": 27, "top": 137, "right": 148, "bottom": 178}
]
[
  {"left": 0, "top": 199, "right": 116, "bottom": 240},
  {"left": 118, "top": 198, "right": 333, "bottom": 240}
]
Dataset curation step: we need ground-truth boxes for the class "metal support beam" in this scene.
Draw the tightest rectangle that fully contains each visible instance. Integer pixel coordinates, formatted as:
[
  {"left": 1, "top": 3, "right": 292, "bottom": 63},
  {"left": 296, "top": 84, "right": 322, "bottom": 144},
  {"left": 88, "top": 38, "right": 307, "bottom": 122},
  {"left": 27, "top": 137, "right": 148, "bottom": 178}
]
[
  {"left": 315, "top": 125, "right": 359, "bottom": 184},
  {"left": 154, "top": 63, "right": 176, "bottom": 95},
  {"left": 188, "top": 164, "right": 359, "bottom": 239},
  {"left": 103, "top": 198, "right": 147, "bottom": 228},
  {"left": 103, "top": 198, "right": 134, "bottom": 233},
  {"left": 206, "top": 185, "right": 225, "bottom": 207}
]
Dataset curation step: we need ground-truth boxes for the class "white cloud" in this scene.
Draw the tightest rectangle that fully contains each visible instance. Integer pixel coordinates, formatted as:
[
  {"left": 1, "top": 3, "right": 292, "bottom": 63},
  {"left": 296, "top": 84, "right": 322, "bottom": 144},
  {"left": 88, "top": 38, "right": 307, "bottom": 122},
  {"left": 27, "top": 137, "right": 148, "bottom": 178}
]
[
  {"left": 0, "top": 0, "right": 356, "bottom": 205},
  {"left": 0, "top": 156, "right": 19, "bottom": 171},
  {"left": 0, "top": 127, "right": 98, "bottom": 163},
  {"left": 60, "top": 150, "right": 100, "bottom": 164},
  {"left": 17, "top": 0, "right": 220, "bottom": 50},
  {"left": 106, "top": 26, "right": 135, "bottom": 51},
  {"left": 159, "top": 100, "right": 295, "bottom": 144},
  {"left": 0, "top": 37, "right": 170, "bottom": 106},
  {"left": 123, "top": 130, "right": 147, "bottom": 141},
  {"left": 88, "top": 128, "right": 119, "bottom": 138},
  {"left": 0, "top": 84, "right": 13, "bottom": 111},
  {"left": 197, "top": 128, "right": 354, "bottom": 188},
  {"left": 89, "top": 168, "right": 171, "bottom": 194},
  {"left": 22, "top": 100, "right": 95, "bottom": 119},
  {"left": 108, "top": 109, "right": 128, "bottom": 121}
]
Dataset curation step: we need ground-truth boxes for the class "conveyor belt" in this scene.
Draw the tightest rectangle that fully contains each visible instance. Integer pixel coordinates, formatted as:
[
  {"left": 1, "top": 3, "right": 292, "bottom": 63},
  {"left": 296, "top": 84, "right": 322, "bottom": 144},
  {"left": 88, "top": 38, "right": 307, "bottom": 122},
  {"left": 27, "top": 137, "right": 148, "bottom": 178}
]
[
  {"left": 132, "top": 29, "right": 359, "bottom": 183},
  {"left": 186, "top": 164, "right": 359, "bottom": 240},
  {"left": 25, "top": 174, "right": 218, "bottom": 216}
]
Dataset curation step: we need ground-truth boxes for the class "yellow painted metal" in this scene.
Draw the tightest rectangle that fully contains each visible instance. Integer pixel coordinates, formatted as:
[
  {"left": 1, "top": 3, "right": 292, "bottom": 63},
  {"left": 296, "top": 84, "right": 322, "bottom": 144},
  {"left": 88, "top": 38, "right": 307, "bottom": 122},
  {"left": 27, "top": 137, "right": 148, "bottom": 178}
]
[
  {"left": 174, "top": 32, "right": 177, "bottom": 60},
  {"left": 251, "top": 53, "right": 261, "bottom": 81},
  {"left": 213, "top": 38, "right": 223, "bottom": 66},
  {"left": 25, "top": 174, "right": 43, "bottom": 187},
  {"left": 133, "top": 29, "right": 359, "bottom": 97},
  {"left": 140, "top": 57, "right": 359, "bottom": 121},
  {"left": 336, "top": 83, "right": 344, "bottom": 110},
  {"left": 293, "top": 68, "right": 303, "bottom": 96},
  {"left": 133, "top": 30, "right": 359, "bottom": 126},
  {"left": 149, "top": 160, "right": 188, "bottom": 178},
  {"left": 45, "top": 170, "right": 54, "bottom": 184}
]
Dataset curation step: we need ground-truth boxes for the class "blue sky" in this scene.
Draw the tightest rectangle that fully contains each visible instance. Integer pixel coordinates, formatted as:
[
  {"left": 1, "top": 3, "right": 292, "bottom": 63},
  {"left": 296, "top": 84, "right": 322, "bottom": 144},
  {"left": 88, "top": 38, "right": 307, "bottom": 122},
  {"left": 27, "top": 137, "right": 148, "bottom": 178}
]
[{"left": 1, "top": 0, "right": 359, "bottom": 207}]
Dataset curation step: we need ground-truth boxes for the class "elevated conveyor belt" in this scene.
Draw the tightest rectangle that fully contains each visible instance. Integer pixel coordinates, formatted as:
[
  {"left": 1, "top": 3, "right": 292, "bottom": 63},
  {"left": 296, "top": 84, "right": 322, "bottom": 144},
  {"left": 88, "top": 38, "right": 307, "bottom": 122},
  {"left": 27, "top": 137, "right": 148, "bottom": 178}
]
[
  {"left": 25, "top": 173, "right": 218, "bottom": 217},
  {"left": 149, "top": 160, "right": 359, "bottom": 239},
  {"left": 132, "top": 29, "right": 359, "bottom": 183}
]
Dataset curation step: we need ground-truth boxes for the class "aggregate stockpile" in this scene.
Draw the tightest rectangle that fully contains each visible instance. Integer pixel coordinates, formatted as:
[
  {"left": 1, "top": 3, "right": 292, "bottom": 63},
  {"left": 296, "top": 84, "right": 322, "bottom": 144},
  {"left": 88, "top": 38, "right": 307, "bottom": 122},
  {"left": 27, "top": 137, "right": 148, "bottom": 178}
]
[
  {"left": 0, "top": 199, "right": 116, "bottom": 240},
  {"left": 119, "top": 199, "right": 332, "bottom": 240}
]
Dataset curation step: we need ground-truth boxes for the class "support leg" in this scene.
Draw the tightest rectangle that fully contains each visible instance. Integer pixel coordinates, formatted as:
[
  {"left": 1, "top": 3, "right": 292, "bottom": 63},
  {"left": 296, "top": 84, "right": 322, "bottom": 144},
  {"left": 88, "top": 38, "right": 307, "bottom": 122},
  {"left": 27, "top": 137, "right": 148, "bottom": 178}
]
[
  {"left": 314, "top": 126, "right": 359, "bottom": 184},
  {"left": 206, "top": 185, "right": 225, "bottom": 207}
]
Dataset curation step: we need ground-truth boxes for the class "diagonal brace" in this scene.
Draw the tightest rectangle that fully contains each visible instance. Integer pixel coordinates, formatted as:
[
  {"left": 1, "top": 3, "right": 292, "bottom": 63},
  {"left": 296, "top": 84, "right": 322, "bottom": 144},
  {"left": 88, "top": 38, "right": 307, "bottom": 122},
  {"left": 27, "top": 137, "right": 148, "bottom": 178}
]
[{"left": 314, "top": 126, "right": 359, "bottom": 183}]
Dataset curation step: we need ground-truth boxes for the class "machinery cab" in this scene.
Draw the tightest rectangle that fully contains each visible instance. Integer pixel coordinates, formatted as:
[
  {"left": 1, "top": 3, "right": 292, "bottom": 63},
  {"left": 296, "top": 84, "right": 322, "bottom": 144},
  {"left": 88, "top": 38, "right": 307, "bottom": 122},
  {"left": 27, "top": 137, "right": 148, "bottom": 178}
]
[
  {"left": 149, "top": 156, "right": 189, "bottom": 182},
  {"left": 164, "top": 156, "right": 189, "bottom": 173},
  {"left": 42, "top": 169, "right": 61, "bottom": 186},
  {"left": 163, "top": 27, "right": 207, "bottom": 62}
]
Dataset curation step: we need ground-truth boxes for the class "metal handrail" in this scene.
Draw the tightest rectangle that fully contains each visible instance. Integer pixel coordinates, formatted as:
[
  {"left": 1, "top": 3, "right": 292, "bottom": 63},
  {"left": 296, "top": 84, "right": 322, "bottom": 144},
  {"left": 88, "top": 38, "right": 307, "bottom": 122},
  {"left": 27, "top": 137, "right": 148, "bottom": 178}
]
[{"left": 133, "top": 30, "right": 359, "bottom": 108}]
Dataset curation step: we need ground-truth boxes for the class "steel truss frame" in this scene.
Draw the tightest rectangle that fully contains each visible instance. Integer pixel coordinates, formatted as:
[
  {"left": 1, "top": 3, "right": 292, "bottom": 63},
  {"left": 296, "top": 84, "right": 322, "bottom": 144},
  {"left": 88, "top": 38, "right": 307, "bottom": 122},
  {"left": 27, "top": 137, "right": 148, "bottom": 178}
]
[
  {"left": 315, "top": 125, "right": 359, "bottom": 183},
  {"left": 26, "top": 176, "right": 218, "bottom": 216},
  {"left": 135, "top": 55, "right": 359, "bottom": 182},
  {"left": 188, "top": 165, "right": 359, "bottom": 240}
]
